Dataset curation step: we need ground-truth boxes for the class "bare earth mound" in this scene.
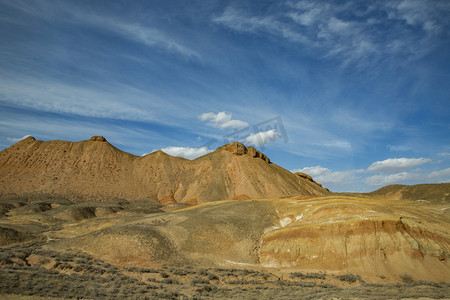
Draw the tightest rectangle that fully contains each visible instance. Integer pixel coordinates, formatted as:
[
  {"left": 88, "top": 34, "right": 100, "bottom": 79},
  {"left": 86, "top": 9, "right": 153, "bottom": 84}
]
[
  {"left": 0, "top": 136, "right": 329, "bottom": 203},
  {"left": 40, "top": 196, "right": 449, "bottom": 283}
]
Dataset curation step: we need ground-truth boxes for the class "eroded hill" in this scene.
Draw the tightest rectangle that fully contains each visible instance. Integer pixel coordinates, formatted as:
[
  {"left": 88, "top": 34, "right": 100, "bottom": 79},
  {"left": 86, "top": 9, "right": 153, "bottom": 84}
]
[
  {"left": 0, "top": 195, "right": 448, "bottom": 286},
  {"left": 0, "top": 136, "right": 328, "bottom": 204}
]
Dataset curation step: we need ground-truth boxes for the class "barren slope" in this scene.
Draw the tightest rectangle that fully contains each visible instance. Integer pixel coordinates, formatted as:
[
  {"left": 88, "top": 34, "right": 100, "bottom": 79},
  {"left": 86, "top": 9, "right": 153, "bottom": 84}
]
[
  {"left": 0, "top": 136, "right": 328, "bottom": 203},
  {"left": 27, "top": 196, "right": 447, "bottom": 283},
  {"left": 368, "top": 183, "right": 450, "bottom": 203}
]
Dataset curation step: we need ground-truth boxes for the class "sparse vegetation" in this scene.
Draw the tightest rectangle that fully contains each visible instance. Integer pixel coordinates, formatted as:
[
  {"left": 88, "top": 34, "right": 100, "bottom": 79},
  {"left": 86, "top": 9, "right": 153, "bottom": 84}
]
[
  {"left": 0, "top": 258, "right": 449, "bottom": 299},
  {"left": 336, "top": 273, "right": 364, "bottom": 283},
  {"left": 400, "top": 274, "right": 415, "bottom": 284},
  {"left": 290, "top": 271, "right": 326, "bottom": 280}
]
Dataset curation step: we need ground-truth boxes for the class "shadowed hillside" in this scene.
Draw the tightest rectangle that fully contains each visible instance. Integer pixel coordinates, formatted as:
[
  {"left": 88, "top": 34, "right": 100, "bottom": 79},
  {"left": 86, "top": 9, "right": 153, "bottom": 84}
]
[{"left": 0, "top": 136, "right": 329, "bottom": 204}]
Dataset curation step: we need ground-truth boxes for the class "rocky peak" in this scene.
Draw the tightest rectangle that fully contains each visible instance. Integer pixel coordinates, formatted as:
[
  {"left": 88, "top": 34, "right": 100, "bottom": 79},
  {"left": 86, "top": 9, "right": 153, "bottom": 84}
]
[
  {"left": 89, "top": 136, "right": 107, "bottom": 142},
  {"left": 217, "top": 142, "right": 270, "bottom": 163},
  {"left": 218, "top": 142, "right": 247, "bottom": 155}
]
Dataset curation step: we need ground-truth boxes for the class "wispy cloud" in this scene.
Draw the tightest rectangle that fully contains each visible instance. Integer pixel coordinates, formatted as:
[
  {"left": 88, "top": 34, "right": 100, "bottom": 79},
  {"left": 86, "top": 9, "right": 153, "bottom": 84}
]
[
  {"left": 0, "top": 75, "right": 176, "bottom": 123},
  {"left": 213, "top": 7, "right": 307, "bottom": 43},
  {"left": 312, "top": 140, "right": 352, "bottom": 151},
  {"left": 388, "top": 145, "right": 412, "bottom": 152},
  {"left": 214, "top": 1, "right": 450, "bottom": 67},
  {"left": 0, "top": 107, "right": 184, "bottom": 155},
  {"left": 72, "top": 12, "right": 200, "bottom": 59},
  {"left": 367, "top": 157, "right": 431, "bottom": 173},
  {"left": 2, "top": 0, "right": 199, "bottom": 59},
  {"left": 199, "top": 112, "right": 248, "bottom": 130}
]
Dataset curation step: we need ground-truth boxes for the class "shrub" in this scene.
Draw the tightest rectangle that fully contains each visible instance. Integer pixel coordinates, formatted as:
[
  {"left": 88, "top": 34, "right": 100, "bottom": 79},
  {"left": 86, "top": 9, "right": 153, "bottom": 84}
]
[
  {"left": 160, "top": 278, "right": 180, "bottom": 285},
  {"left": 196, "top": 284, "right": 218, "bottom": 294},
  {"left": 290, "top": 272, "right": 326, "bottom": 280},
  {"left": 336, "top": 274, "right": 361, "bottom": 283},
  {"left": 191, "top": 277, "right": 210, "bottom": 285},
  {"left": 228, "top": 279, "right": 246, "bottom": 285},
  {"left": 400, "top": 274, "right": 414, "bottom": 284}
]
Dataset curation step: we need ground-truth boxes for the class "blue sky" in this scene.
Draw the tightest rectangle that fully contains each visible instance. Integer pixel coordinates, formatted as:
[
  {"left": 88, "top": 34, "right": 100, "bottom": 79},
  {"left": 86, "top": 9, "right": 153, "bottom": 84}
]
[{"left": 0, "top": 0, "right": 449, "bottom": 192}]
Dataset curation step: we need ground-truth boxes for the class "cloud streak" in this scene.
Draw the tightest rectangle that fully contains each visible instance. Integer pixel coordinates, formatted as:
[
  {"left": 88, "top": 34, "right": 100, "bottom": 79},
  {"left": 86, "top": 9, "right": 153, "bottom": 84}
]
[
  {"left": 2, "top": 0, "right": 199, "bottom": 59},
  {"left": 214, "top": 1, "right": 450, "bottom": 67},
  {"left": 0, "top": 75, "right": 176, "bottom": 123}
]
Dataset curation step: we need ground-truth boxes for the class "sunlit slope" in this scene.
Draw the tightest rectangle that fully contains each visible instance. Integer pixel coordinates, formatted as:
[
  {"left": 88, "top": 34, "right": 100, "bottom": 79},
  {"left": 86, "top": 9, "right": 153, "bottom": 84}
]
[
  {"left": 0, "top": 137, "right": 328, "bottom": 203},
  {"left": 45, "top": 195, "right": 449, "bottom": 282},
  {"left": 48, "top": 200, "right": 278, "bottom": 267},
  {"left": 259, "top": 196, "right": 449, "bottom": 282}
]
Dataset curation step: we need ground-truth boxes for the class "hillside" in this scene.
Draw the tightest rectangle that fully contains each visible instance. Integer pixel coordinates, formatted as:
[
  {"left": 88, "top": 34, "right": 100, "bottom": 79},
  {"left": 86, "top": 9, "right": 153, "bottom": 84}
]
[
  {"left": 0, "top": 136, "right": 329, "bottom": 203},
  {"left": 368, "top": 183, "right": 450, "bottom": 203}
]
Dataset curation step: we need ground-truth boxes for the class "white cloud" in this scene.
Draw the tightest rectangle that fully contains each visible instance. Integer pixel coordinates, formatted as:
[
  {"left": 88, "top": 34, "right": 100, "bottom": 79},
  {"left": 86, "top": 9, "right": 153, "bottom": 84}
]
[
  {"left": 367, "top": 157, "right": 431, "bottom": 173},
  {"left": 245, "top": 129, "right": 280, "bottom": 147},
  {"left": 393, "top": 0, "right": 441, "bottom": 33},
  {"left": 147, "top": 146, "right": 213, "bottom": 160},
  {"left": 437, "top": 152, "right": 450, "bottom": 157},
  {"left": 292, "top": 166, "right": 329, "bottom": 178},
  {"left": 365, "top": 167, "right": 450, "bottom": 186},
  {"left": 428, "top": 168, "right": 450, "bottom": 180},
  {"left": 6, "top": 134, "right": 31, "bottom": 143},
  {"left": 328, "top": 17, "right": 351, "bottom": 35},
  {"left": 199, "top": 112, "right": 248, "bottom": 130},
  {"left": 288, "top": 8, "right": 322, "bottom": 26},
  {"left": 365, "top": 171, "right": 421, "bottom": 186},
  {"left": 292, "top": 166, "right": 364, "bottom": 186}
]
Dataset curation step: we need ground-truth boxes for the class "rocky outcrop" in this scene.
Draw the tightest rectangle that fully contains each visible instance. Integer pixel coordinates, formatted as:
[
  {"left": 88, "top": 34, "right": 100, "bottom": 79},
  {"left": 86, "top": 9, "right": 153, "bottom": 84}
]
[
  {"left": 89, "top": 136, "right": 107, "bottom": 142},
  {"left": 295, "top": 172, "right": 326, "bottom": 189},
  {"left": 295, "top": 172, "right": 313, "bottom": 182},
  {"left": 217, "top": 142, "right": 270, "bottom": 163}
]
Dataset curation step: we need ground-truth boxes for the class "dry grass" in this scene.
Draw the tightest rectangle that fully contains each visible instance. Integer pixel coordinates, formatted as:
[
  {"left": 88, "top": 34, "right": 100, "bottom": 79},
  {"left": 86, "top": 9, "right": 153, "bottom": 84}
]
[{"left": 1, "top": 243, "right": 449, "bottom": 299}]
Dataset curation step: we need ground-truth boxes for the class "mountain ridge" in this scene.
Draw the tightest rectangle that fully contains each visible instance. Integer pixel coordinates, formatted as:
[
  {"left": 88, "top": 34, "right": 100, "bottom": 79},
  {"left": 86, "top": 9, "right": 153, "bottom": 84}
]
[{"left": 0, "top": 136, "right": 329, "bottom": 203}]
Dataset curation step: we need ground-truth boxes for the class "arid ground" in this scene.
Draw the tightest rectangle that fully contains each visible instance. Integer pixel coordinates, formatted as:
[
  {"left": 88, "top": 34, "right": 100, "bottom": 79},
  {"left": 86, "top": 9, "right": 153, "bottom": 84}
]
[
  {"left": 0, "top": 137, "right": 449, "bottom": 298},
  {"left": 1, "top": 194, "right": 449, "bottom": 299}
]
